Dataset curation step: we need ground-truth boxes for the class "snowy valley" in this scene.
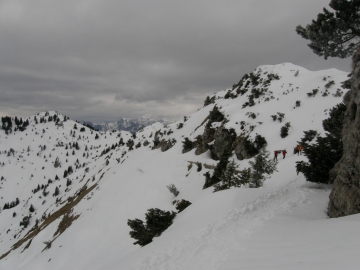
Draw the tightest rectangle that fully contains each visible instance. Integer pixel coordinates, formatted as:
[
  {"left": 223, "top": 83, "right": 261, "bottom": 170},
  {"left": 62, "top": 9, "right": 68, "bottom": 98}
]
[{"left": 0, "top": 63, "right": 359, "bottom": 270}]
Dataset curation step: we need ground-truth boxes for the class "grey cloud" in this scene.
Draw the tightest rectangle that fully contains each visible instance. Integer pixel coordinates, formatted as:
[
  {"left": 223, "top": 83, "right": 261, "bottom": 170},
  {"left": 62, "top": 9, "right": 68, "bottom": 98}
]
[{"left": 0, "top": 0, "right": 352, "bottom": 122}]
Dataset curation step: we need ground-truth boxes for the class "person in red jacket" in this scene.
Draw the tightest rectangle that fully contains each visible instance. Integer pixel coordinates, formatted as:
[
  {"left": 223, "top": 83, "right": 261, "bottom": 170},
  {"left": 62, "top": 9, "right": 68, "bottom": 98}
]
[
  {"left": 274, "top": 150, "right": 279, "bottom": 161},
  {"left": 282, "top": 149, "right": 287, "bottom": 159}
]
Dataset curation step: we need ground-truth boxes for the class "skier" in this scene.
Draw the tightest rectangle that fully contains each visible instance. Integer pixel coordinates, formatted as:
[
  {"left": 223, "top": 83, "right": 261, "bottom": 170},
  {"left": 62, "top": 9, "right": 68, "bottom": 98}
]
[
  {"left": 274, "top": 150, "right": 279, "bottom": 161},
  {"left": 297, "top": 144, "right": 303, "bottom": 155},
  {"left": 282, "top": 149, "right": 287, "bottom": 159}
]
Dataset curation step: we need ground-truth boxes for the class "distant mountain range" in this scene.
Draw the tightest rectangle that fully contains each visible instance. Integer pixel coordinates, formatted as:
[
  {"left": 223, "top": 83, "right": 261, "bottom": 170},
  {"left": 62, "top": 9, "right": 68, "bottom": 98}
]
[{"left": 82, "top": 117, "right": 171, "bottom": 133}]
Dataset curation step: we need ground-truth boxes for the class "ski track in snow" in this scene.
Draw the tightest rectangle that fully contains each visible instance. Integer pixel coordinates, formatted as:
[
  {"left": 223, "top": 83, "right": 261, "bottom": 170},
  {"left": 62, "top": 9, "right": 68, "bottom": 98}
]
[{"left": 137, "top": 178, "right": 309, "bottom": 270}]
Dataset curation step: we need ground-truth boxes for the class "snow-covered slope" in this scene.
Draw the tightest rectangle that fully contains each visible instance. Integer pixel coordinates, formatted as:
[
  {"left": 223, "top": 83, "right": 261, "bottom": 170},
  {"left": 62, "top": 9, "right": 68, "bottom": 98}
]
[{"left": 1, "top": 63, "right": 359, "bottom": 270}]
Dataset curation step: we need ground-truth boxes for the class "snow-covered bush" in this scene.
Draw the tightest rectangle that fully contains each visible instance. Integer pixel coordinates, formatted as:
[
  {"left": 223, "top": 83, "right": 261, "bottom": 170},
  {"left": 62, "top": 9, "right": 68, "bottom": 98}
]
[
  {"left": 307, "top": 89, "right": 319, "bottom": 97},
  {"left": 196, "top": 162, "right": 202, "bottom": 172},
  {"left": 249, "top": 149, "right": 277, "bottom": 188},
  {"left": 182, "top": 137, "right": 194, "bottom": 153},
  {"left": 166, "top": 184, "right": 179, "bottom": 197},
  {"left": 213, "top": 159, "right": 251, "bottom": 192},
  {"left": 280, "top": 122, "right": 291, "bottom": 138},
  {"left": 127, "top": 208, "right": 177, "bottom": 247},
  {"left": 175, "top": 200, "right": 192, "bottom": 213}
]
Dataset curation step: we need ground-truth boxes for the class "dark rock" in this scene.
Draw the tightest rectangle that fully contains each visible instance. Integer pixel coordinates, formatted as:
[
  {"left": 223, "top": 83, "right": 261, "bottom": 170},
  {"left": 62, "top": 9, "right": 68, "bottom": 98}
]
[
  {"left": 160, "top": 139, "right": 173, "bottom": 152},
  {"left": 328, "top": 48, "right": 360, "bottom": 217},
  {"left": 211, "top": 128, "right": 236, "bottom": 160},
  {"left": 233, "top": 136, "right": 257, "bottom": 160}
]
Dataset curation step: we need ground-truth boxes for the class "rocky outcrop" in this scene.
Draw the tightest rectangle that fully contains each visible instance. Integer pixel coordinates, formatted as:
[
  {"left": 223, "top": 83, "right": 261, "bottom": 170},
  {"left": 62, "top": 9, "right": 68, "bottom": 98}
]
[
  {"left": 211, "top": 127, "right": 236, "bottom": 160},
  {"left": 328, "top": 48, "right": 360, "bottom": 217},
  {"left": 233, "top": 136, "right": 259, "bottom": 160},
  {"left": 159, "top": 139, "right": 174, "bottom": 152},
  {"left": 195, "top": 105, "right": 224, "bottom": 156},
  {"left": 194, "top": 126, "right": 215, "bottom": 155}
]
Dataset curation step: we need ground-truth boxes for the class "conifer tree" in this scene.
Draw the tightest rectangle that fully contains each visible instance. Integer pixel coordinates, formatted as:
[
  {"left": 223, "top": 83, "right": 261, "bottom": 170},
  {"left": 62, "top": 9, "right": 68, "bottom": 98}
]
[
  {"left": 249, "top": 149, "right": 278, "bottom": 188},
  {"left": 296, "top": 103, "right": 346, "bottom": 183},
  {"left": 213, "top": 159, "right": 251, "bottom": 192},
  {"left": 53, "top": 186, "right": 59, "bottom": 196},
  {"left": 296, "top": 0, "right": 360, "bottom": 59},
  {"left": 127, "top": 208, "right": 176, "bottom": 247}
]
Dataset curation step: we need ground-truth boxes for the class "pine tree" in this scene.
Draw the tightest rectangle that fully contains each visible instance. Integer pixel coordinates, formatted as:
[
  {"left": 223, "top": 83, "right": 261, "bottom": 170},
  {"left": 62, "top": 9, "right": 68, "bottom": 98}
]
[
  {"left": 66, "top": 178, "right": 72, "bottom": 186},
  {"left": 213, "top": 159, "right": 251, "bottom": 192},
  {"left": 175, "top": 199, "right": 192, "bottom": 213},
  {"left": 166, "top": 184, "right": 179, "bottom": 196},
  {"left": 296, "top": 0, "right": 360, "bottom": 59},
  {"left": 127, "top": 219, "right": 152, "bottom": 247},
  {"left": 182, "top": 137, "right": 194, "bottom": 153},
  {"left": 203, "top": 149, "right": 232, "bottom": 189},
  {"left": 127, "top": 208, "right": 176, "bottom": 247},
  {"left": 145, "top": 208, "right": 176, "bottom": 240},
  {"left": 296, "top": 103, "right": 346, "bottom": 183},
  {"left": 53, "top": 186, "right": 60, "bottom": 196},
  {"left": 249, "top": 149, "right": 278, "bottom": 188}
]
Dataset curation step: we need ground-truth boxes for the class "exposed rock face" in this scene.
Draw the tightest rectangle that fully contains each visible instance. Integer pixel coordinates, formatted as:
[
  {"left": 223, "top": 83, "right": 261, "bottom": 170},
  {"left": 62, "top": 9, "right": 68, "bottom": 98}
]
[
  {"left": 234, "top": 136, "right": 251, "bottom": 160},
  {"left": 160, "top": 139, "right": 173, "bottom": 152},
  {"left": 195, "top": 105, "right": 224, "bottom": 156},
  {"left": 195, "top": 126, "right": 215, "bottom": 155},
  {"left": 233, "top": 136, "right": 259, "bottom": 160},
  {"left": 328, "top": 48, "right": 360, "bottom": 217},
  {"left": 211, "top": 127, "right": 236, "bottom": 160}
]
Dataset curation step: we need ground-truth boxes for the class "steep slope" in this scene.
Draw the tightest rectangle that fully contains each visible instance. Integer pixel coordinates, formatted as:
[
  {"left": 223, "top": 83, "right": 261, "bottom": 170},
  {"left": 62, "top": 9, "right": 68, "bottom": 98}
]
[{"left": 1, "top": 63, "right": 357, "bottom": 270}]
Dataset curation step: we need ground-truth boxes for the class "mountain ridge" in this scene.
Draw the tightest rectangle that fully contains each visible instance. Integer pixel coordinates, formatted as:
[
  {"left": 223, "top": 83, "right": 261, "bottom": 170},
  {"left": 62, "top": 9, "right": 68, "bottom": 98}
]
[
  {"left": 82, "top": 117, "right": 171, "bottom": 133},
  {"left": 1, "top": 63, "right": 357, "bottom": 270}
]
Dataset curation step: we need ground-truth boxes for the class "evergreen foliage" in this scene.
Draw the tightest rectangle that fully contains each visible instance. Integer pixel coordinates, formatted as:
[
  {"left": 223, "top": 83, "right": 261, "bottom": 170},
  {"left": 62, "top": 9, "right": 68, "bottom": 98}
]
[
  {"left": 204, "top": 96, "right": 216, "bottom": 106},
  {"left": 197, "top": 162, "right": 202, "bottom": 172},
  {"left": 127, "top": 208, "right": 177, "bottom": 247},
  {"left": 296, "top": 103, "right": 346, "bottom": 183},
  {"left": 66, "top": 178, "right": 72, "bottom": 186},
  {"left": 203, "top": 149, "right": 232, "bottom": 189},
  {"left": 166, "top": 184, "right": 179, "bottom": 197},
  {"left": 280, "top": 122, "right": 291, "bottom": 138},
  {"left": 249, "top": 149, "right": 278, "bottom": 188},
  {"left": 175, "top": 200, "right": 192, "bottom": 213},
  {"left": 296, "top": 0, "right": 360, "bottom": 59},
  {"left": 53, "top": 186, "right": 60, "bottom": 196},
  {"left": 213, "top": 159, "right": 251, "bottom": 192},
  {"left": 301, "top": 130, "right": 318, "bottom": 143},
  {"left": 243, "top": 134, "right": 267, "bottom": 157},
  {"left": 182, "top": 137, "right": 194, "bottom": 153},
  {"left": 20, "top": 215, "right": 30, "bottom": 228},
  {"left": 206, "top": 105, "right": 225, "bottom": 127}
]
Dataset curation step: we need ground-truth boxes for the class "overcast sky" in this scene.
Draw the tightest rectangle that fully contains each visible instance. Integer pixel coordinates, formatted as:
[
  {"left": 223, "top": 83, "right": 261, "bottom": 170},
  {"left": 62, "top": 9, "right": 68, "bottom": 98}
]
[{"left": 0, "top": 0, "right": 352, "bottom": 123}]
